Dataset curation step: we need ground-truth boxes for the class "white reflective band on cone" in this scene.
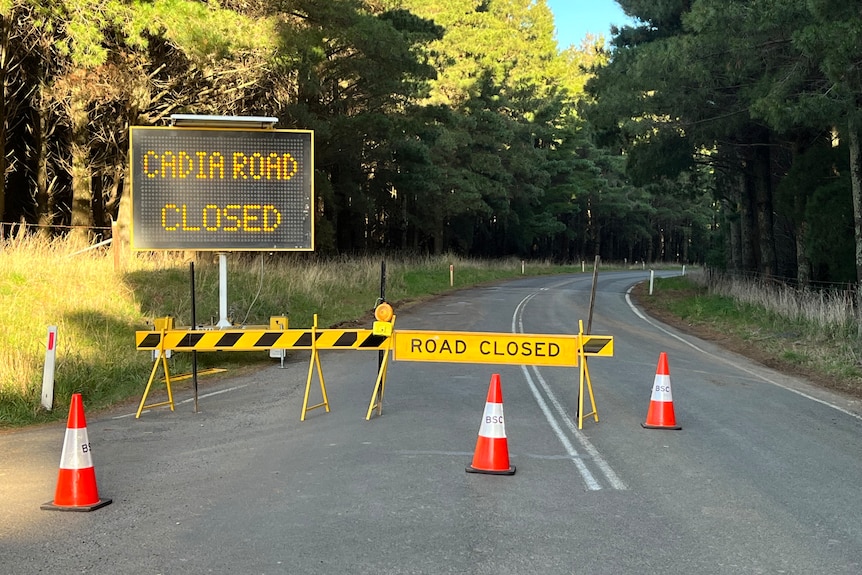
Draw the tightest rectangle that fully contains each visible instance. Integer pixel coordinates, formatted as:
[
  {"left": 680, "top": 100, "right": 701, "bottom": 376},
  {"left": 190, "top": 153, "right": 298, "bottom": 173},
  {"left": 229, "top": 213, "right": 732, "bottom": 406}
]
[
  {"left": 650, "top": 373, "right": 673, "bottom": 402},
  {"left": 59, "top": 428, "right": 93, "bottom": 470},
  {"left": 478, "top": 403, "right": 506, "bottom": 438}
]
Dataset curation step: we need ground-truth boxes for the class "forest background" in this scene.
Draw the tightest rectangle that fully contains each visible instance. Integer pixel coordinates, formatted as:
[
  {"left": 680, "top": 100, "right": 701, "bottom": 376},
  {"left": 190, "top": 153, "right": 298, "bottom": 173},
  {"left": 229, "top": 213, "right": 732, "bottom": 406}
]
[{"left": 1, "top": 0, "right": 861, "bottom": 288}]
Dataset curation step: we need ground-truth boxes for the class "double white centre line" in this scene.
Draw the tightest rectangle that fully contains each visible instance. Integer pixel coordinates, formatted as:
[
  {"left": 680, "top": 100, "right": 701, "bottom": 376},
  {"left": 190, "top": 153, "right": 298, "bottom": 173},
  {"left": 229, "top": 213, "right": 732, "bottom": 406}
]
[{"left": 513, "top": 291, "right": 627, "bottom": 491}]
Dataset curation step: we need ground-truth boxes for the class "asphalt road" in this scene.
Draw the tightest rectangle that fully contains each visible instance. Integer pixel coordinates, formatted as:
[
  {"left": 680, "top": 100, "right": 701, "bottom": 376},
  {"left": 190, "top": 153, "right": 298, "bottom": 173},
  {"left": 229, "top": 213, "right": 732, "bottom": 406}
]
[{"left": 2, "top": 270, "right": 861, "bottom": 574}]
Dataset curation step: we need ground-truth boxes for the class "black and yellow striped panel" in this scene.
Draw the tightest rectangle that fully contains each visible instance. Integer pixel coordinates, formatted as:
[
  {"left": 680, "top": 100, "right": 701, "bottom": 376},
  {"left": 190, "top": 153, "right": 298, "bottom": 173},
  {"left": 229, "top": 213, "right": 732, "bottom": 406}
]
[
  {"left": 136, "top": 329, "right": 390, "bottom": 351},
  {"left": 581, "top": 336, "right": 613, "bottom": 357}
]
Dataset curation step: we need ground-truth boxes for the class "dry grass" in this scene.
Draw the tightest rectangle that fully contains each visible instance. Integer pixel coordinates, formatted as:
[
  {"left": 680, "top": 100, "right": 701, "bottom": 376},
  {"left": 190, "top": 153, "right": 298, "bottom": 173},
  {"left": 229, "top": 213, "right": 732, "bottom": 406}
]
[
  {"left": 645, "top": 270, "right": 862, "bottom": 397},
  {"left": 695, "top": 270, "right": 856, "bottom": 335}
]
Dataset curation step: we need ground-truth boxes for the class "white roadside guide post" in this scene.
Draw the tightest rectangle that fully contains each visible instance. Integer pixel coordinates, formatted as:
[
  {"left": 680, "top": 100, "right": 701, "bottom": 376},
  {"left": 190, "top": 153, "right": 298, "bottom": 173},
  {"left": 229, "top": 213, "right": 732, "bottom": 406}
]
[{"left": 41, "top": 325, "right": 58, "bottom": 410}]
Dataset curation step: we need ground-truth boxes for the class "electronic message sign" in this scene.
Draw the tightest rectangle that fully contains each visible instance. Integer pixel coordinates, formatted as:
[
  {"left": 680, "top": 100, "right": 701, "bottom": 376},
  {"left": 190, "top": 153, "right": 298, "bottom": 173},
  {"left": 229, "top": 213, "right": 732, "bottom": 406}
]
[{"left": 129, "top": 126, "right": 313, "bottom": 251}]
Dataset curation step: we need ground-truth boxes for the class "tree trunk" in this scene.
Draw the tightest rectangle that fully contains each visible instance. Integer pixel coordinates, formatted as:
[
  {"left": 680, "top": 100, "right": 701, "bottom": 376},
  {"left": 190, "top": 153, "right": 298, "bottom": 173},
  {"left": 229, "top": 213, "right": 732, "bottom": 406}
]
[
  {"left": 644, "top": 233, "right": 655, "bottom": 263},
  {"left": 433, "top": 206, "right": 444, "bottom": 255},
  {"left": 789, "top": 137, "right": 812, "bottom": 287},
  {"left": 34, "top": 91, "right": 53, "bottom": 238},
  {"left": 592, "top": 219, "right": 602, "bottom": 260},
  {"left": 69, "top": 91, "right": 93, "bottom": 245},
  {"left": 795, "top": 220, "right": 810, "bottom": 287},
  {"left": 847, "top": 125, "right": 862, "bottom": 331},
  {"left": 738, "top": 168, "right": 756, "bottom": 272},
  {"left": 400, "top": 192, "right": 408, "bottom": 250},
  {"left": 92, "top": 171, "right": 105, "bottom": 238},
  {"left": 728, "top": 208, "right": 740, "bottom": 271},
  {"left": 751, "top": 132, "right": 777, "bottom": 278},
  {"left": 682, "top": 223, "right": 691, "bottom": 264},
  {"left": 0, "top": 13, "right": 9, "bottom": 225},
  {"left": 717, "top": 146, "right": 743, "bottom": 271}
]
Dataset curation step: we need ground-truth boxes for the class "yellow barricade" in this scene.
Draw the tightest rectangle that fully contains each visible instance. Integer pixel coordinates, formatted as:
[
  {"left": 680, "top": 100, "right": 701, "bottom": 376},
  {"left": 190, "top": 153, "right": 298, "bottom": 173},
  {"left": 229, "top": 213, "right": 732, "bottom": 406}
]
[
  {"left": 135, "top": 312, "right": 610, "bottom": 428},
  {"left": 134, "top": 314, "right": 395, "bottom": 421}
]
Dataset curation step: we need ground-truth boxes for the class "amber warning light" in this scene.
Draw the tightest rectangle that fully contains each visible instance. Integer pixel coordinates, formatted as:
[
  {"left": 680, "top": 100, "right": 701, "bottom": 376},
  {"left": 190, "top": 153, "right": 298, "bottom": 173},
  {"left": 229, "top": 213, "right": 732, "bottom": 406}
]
[
  {"left": 374, "top": 302, "right": 394, "bottom": 322},
  {"left": 129, "top": 126, "right": 314, "bottom": 251}
]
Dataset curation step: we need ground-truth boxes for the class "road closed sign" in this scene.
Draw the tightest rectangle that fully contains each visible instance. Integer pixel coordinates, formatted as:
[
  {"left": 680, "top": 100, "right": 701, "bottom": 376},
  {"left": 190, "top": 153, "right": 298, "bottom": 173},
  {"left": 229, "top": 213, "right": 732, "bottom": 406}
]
[
  {"left": 393, "top": 330, "right": 584, "bottom": 367},
  {"left": 129, "top": 126, "right": 314, "bottom": 251}
]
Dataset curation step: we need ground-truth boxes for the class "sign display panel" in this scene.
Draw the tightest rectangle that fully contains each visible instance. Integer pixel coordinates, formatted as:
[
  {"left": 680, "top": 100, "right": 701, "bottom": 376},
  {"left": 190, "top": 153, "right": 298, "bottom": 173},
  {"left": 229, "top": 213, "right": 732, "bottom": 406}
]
[
  {"left": 393, "top": 330, "right": 582, "bottom": 367},
  {"left": 130, "top": 127, "right": 313, "bottom": 251},
  {"left": 392, "top": 330, "right": 613, "bottom": 366}
]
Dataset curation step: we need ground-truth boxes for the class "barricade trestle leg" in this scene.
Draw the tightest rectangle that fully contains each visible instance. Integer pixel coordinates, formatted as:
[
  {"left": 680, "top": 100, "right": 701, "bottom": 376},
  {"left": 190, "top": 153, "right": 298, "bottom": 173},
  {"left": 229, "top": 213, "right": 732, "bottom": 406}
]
[{"left": 301, "top": 315, "right": 330, "bottom": 421}]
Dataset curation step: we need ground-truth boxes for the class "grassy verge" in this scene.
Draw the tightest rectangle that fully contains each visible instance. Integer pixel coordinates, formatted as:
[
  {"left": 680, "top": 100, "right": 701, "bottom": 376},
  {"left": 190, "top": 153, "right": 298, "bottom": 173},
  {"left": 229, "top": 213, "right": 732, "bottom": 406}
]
[
  {"left": 633, "top": 273, "right": 862, "bottom": 398},
  {"left": 1, "top": 236, "right": 610, "bottom": 428}
]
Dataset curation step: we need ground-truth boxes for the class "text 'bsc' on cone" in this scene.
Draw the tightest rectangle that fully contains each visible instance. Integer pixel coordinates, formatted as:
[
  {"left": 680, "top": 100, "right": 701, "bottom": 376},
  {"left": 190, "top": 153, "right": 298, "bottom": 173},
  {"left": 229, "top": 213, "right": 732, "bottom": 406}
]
[
  {"left": 466, "top": 374, "right": 515, "bottom": 475},
  {"left": 642, "top": 352, "right": 681, "bottom": 430},
  {"left": 41, "top": 393, "right": 112, "bottom": 512}
]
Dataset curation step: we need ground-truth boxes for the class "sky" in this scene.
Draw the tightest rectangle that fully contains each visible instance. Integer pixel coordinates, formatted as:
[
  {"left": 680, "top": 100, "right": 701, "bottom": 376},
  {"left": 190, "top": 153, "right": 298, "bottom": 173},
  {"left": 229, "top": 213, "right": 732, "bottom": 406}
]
[{"left": 545, "top": 0, "right": 636, "bottom": 49}]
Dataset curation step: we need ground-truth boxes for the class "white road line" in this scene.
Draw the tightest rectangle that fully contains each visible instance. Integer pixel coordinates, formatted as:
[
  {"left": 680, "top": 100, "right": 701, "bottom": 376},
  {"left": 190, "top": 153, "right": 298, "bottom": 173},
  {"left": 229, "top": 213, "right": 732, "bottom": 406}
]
[
  {"left": 112, "top": 384, "right": 249, "bottom": 419},
  {"left": 512, "top": 291, "right": 627, "bottom": 491},
  {"left": 519, "top": 363, "right": 601, "bottom": 491},
  {"left": 528, "top": 364, "right": 628, "bottom": 491},
  {"left": 625, "top": 284, "right": 862, "bottom": 423}
]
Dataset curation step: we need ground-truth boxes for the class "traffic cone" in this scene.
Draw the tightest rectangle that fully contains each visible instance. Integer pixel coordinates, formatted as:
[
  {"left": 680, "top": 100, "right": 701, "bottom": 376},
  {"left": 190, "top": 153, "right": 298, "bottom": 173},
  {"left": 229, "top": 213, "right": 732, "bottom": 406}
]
[
  {"left": 466, "top": 374, "right": 516, "bottom": 475},
  {"left": 642, "top": 352, "right": 682, "bottom": 430},
  {"left": 41, "top": 394, "right": 112, "bottom": 512}
]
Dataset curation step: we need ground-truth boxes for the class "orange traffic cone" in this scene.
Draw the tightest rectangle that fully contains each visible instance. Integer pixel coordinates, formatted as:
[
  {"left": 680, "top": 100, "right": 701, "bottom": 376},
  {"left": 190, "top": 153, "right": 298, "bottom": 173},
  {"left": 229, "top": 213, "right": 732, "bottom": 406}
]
[
  {"left": 466, "top": 374, "right": 516, "bottom": 475},
  {"left": 642, "top": 352, "right": 682, "bottom": 430},
  {"left": 41, "top": 393, "right": 112, "bottom": 512}
]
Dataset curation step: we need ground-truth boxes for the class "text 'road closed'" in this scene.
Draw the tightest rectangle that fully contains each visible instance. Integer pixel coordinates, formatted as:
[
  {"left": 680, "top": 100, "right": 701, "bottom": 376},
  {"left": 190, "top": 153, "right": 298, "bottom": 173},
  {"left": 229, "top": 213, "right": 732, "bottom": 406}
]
[
  {"left": 393, "top": 330, "right": 582, "bottom": 367},
  {"left": 410, "top": 337, "right": 561, "bottom": 359}
]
